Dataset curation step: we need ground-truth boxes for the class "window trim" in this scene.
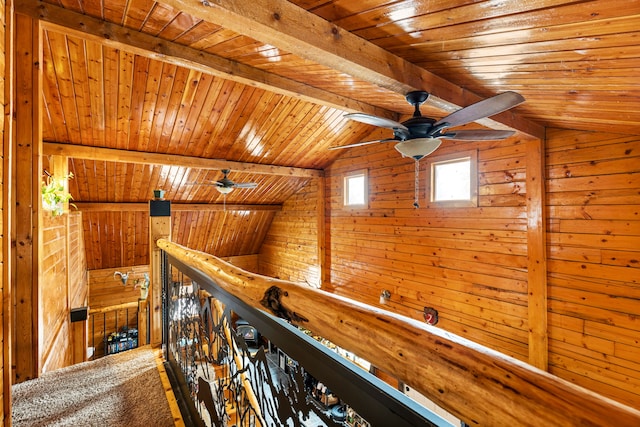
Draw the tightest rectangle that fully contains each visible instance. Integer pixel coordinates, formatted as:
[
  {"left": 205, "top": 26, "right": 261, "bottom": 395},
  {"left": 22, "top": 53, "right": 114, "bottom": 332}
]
[
  {"left": 343, "top": 169, "right": 368, "bottom": 208},
  {"left": 425, "top": 150, "right": 478, "bottom": 208}
]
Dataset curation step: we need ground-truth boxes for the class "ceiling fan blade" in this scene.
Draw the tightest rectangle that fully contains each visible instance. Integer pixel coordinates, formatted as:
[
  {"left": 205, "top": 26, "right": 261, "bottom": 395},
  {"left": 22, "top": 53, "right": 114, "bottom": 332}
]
[
  {"left": 329, "top": 138, "right": 398, "bottom": 150},
  {"left": 345, "top": 113, "right": 408, "bottom": 131},
  {"left": 434, "top": 91, "right": 525, "bottom": 128},
  {"left": 440, "top": 129, "right": 516, "bottom": 140},
  {"left": 233, "top": 182, "right": 258, "bottom": 189}
]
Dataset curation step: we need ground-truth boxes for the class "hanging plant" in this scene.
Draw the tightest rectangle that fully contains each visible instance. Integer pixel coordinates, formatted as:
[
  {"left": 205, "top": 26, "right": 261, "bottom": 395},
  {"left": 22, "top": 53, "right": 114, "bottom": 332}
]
[{"left": 41, "top": 171, "right": 77, "bottom": 216}]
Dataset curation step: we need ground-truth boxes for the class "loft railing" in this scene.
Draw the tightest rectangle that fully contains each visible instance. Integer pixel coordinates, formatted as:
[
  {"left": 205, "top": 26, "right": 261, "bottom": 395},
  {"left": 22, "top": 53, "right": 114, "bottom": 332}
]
[
  {"left": 162, "top": 250, "right": 445, "bottom": 426},
  {"left": 88, "top": 301, "right": 149, "bottom": 359},
  {"left": 157, "top": 239, "right": 640, "bottom": 427}
]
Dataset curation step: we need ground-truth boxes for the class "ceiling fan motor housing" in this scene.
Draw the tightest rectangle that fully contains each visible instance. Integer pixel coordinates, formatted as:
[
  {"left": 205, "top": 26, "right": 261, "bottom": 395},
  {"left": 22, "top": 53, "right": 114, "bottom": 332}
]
[{"left": 399, "top": 116, "right": 437, "bottom": 140}]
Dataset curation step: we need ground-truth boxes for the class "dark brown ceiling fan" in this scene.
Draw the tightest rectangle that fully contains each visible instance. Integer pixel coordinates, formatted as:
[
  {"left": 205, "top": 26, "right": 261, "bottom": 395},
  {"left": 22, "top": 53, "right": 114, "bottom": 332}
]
[
  {"left": 331, "top": 90, "right": 524, "bottom": 208},
  {"left": 331, "top": 90, "right": 524, "bottom": 160}
]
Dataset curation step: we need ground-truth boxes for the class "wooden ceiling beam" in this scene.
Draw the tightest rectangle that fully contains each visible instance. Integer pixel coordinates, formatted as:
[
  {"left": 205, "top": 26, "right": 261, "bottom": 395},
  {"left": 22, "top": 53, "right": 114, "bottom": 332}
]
[
  {"left": 157, "top": 0, "right": 545, "bottom": 139},
  {"left": 16, "top": 0, "right": 394, "bottom": 119},
  {"left": 74, "top": 202, "right": 282, "bottom": 212},
  {"left": 43, "top": 142, "right": 323, "bottom": 178}
]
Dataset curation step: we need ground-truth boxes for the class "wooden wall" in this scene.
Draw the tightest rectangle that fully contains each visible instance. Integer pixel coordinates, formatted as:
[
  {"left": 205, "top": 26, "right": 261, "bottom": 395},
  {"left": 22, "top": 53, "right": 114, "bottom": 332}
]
[
  {"left": 324, "top": 137, "right": 530, "bottom": 360},
  {"left": 259, "top": 178, "right": 321, "bottom": 286},
  {"left": 40, "top": 212, "right": 88, "bottom": 373},
  {"left": 88, "top": 265, "right": 149, "bottom": 309},
  {"left": 546, "top": 128, "right": 640, "bottom": 408},
  {"left": 82, "top": 210, "right": 275, "bottom": 270},
  {"left": 258, "top": 129, "right": 640, "bottom": 408},
  {"left": 88, "top": 265, "right": 148, "bottom": 357}
]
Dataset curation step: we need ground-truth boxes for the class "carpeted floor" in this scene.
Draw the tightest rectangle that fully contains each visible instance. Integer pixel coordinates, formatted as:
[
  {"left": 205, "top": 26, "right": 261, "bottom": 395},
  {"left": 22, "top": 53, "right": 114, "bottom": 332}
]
[{"left": 12, "top": 346, "right": 177, "bottom": 427}]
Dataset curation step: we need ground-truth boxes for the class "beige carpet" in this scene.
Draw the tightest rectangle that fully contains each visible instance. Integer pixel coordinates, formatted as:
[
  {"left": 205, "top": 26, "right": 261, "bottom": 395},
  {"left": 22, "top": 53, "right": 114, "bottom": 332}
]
[{"left": 12, "top": 346, "right": 177, "bottom": 427}]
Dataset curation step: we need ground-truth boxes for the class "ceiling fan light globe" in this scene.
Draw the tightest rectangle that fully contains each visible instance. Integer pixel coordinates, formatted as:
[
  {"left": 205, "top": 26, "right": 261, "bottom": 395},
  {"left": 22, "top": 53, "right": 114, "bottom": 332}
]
[
  {"left": 216, "top": 186, "right": 234, "bottom": 194},
  {"left": 394, "top": 138, "right": 442, "bottom": 160}
]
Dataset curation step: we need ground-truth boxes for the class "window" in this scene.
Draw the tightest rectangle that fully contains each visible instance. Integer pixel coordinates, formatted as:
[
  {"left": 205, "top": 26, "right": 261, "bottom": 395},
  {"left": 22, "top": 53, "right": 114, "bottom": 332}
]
[
  {"left": 344, "top": 170, "right": 367, "bottom": 207},
  {"left": 427, "top": 151, "right": 477, "bottom": 207}
]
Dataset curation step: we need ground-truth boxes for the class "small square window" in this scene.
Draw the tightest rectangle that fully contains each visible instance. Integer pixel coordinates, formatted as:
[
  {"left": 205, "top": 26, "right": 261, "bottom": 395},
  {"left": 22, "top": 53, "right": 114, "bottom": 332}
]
[
  {"left": 433, "top": 158, "right": 471, "bottom": 201},
  {"left": 344, "top": 170, "right": 367, "bottom": 207},
  {"left": 427, "top": 151, "right": 477, "bottom": 207}
]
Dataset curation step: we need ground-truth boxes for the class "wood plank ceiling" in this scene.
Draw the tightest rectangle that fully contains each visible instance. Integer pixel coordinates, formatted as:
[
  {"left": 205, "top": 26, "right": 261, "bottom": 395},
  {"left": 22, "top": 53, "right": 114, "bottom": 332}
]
[{"left": 20, "top": 0, "right": 640, "bottom": 269}]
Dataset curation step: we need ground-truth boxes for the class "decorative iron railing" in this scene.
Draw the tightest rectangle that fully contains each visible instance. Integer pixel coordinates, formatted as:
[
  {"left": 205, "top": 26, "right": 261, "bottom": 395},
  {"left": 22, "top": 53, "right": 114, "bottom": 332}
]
[{"left": 163, "top": 253, "right": 451, "bottom": 427}]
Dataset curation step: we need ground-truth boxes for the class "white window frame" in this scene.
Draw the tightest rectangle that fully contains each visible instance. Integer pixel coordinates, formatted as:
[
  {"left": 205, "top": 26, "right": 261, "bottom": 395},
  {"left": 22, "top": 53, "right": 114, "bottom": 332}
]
[
  {"left": 343, "top": 169, "right": 368, "bottom": 208},
  {"left": 425, "top": 150, "right": 478, "bottom": 207}
]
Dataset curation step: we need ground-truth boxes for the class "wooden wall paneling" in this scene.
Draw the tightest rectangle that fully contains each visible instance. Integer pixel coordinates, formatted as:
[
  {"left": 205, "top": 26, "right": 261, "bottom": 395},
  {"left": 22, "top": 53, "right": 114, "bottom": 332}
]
[
  {"left": 13, "top": 12, "right": 41, "bottom": 383},
  {"left": 88, "top": 265, "right": 149, "bottom": 309},
  {"left": 222, "top": 255, "right": 259, "bottom": 273},
  {"left": 545, "top": 128, "right": 640, "bottom": 407},
  {"left": 324, "top": 139, "right": 532, "bottom": 360},
  {"left": 40, "top": 318, "right": 71, "bottom": 373},
  {"left": 40, "top": 214, "right": 70, "bottom": 373},
  {"left": 67, "top": 212, "right": 88, "bottom": 364},
  {"left": 259, "top": 178, "right": 321, "bottom": 285}
]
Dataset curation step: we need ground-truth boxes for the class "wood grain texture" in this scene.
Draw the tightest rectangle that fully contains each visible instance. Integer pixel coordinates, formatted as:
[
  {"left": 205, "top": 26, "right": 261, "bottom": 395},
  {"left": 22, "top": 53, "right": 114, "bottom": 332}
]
[
  {"left": 158, "top": 238, "right": 640, "bottom": 426},
  {"left": 39, "top": 211, "right": 88, "bottom": 374},
  {"left": 13, "top": 13, "right": 42, "bottom": 383},
  {"left": 88, "top": 266, "right": 148, "bottom": 358},
  {"left": 259, "top": 178, "right": 321, "bottom": 286},
  {"left": 2, "top": 0, "right": 11, "bottom": 420},
  {"left": 323, "top": 137, "right": 531, "bottom": 360},
  {"left": 546, "top": 128, "right": 640, "bottom": 408}
]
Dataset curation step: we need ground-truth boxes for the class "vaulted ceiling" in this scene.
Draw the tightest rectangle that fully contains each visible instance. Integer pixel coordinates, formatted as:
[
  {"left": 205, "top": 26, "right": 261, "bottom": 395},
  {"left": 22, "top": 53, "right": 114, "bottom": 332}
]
[{"left": 19, "top": 0, "right": 640, "bottom": 269}]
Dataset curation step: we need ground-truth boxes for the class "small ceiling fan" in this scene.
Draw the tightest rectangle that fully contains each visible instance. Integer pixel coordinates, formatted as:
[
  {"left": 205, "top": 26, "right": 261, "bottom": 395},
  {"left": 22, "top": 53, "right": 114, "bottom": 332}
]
[
  {"left": 212, "top": 169, "right": 258, "bottom": 195},
  {"left": 330, "top": 90, "right": 524, "bottom": 159},
  {"left": 331, "top": 91, "right": 524, "bottom": 208}
]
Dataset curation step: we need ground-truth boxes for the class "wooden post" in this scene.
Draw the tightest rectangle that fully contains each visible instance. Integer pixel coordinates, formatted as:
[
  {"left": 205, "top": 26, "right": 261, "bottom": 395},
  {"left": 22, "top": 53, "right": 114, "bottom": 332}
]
[
  {"left": 316, "top": 176, "right": 326, "bottom": 287},
  {"left": 149, "top": 198, "right": 171, "bottom": 346},
  {"left": 2, "top": 0, "right": 14, "bottom": 420},
  {"left": 138, "top": 299, "right": 149, "bottom": 346},
  {"left": 13, "top": 12, "right": 42, "bottom": 382},
  {"left": 526, "top": 135, "right": 548, "bottom": 370}
]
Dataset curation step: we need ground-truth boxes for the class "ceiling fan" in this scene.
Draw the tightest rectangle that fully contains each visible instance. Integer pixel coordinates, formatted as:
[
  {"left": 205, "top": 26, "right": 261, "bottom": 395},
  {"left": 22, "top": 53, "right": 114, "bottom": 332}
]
[
  {"left": 331, "top": 90, "right": 524, "bottom": 208},
  {"left": 212, "top": 169, "right": 258, "bottom": 194},
  {"left": 331, "top": 90, "right": 524, "bottom": 160}
]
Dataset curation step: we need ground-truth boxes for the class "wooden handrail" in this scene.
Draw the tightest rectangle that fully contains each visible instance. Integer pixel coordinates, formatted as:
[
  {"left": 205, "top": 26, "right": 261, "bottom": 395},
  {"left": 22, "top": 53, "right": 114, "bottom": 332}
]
[
  {"left": 157, "top": 239, "right": 640, "bottom": 426},
  {"left": 89, "top": 301, "right": 139, "bottom": 315}
]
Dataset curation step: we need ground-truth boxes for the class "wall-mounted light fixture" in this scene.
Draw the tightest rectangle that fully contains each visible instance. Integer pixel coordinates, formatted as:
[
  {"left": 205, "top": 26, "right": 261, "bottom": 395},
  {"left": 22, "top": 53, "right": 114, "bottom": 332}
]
[
  {"left": 379, "top": 289, "right": 391, "bottom": 304},
  {"left": 114, "top": 271, "right": 132, "bottom": 286}
]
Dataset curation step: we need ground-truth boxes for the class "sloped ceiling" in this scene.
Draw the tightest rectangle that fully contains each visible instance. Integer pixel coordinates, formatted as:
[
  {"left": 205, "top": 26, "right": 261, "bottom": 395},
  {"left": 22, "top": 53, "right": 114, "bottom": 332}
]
[{"left": 18, "top": 0, "right": 640, "bottom": 268}]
